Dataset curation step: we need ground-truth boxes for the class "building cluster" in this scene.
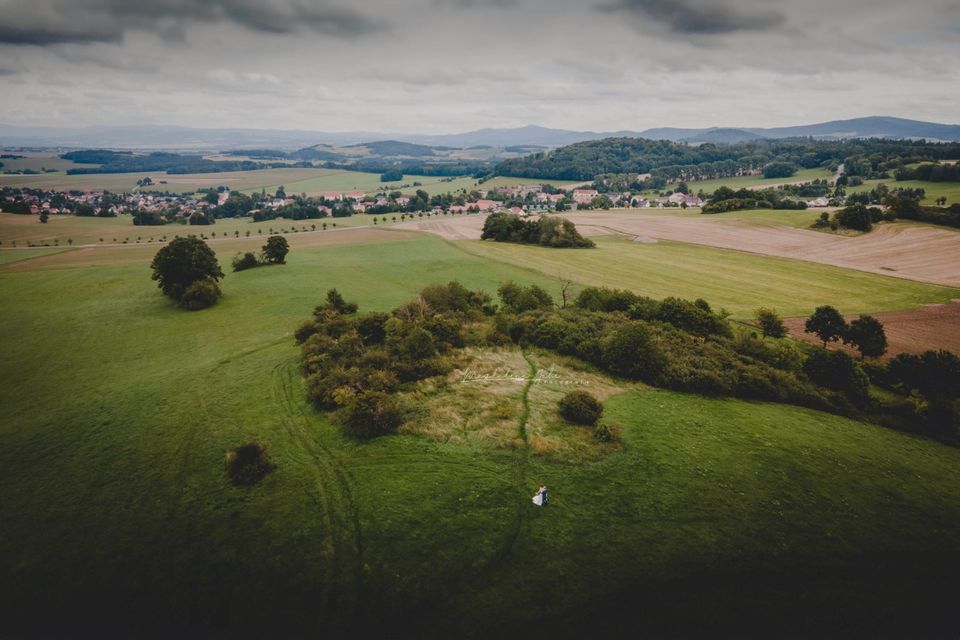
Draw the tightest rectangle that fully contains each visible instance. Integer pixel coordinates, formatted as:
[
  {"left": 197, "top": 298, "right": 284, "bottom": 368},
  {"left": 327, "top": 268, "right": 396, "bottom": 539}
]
[
  {"left": 6, "top": 178, "right": 841, "bottom": 223},
  {"left": 0, "top": 188, "right": 209, "bottom": 218}
]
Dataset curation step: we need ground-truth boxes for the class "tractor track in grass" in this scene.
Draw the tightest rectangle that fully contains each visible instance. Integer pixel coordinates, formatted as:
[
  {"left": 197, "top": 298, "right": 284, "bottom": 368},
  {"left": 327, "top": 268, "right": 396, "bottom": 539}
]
[{"left": 270, "top": 359, "right": 365, "bottom": 623}]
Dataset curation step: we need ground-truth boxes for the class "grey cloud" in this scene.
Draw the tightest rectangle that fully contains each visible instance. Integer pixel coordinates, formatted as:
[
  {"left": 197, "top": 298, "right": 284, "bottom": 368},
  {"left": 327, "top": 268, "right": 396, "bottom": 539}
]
[
  {"left": 0, "top": 0, "right": 384, "bottom": 46},
  {"left": 603, "top": 0, "right": 786, "bottom": 34},
  {"left": 444, "top": 0, "right": 521, "bottom": 6}
]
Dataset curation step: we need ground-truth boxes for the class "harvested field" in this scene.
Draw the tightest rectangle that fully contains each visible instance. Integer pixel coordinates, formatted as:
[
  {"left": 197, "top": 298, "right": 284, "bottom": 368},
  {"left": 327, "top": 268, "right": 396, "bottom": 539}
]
[
  {"left": 404, "top": 211, "right": 960, "bottom": 287},
  {"left": 782, "top": 301, "right": 960, "bottom": 358},
  {"left": 565, "top": 213, "right": 960, "bottom": 287}
]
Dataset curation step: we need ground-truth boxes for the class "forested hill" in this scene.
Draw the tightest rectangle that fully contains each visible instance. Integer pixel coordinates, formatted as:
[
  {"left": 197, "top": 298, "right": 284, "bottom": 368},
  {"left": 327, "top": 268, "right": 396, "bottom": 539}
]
[{"left": 492, "top": 137, "right": 960, "bottom": 182}]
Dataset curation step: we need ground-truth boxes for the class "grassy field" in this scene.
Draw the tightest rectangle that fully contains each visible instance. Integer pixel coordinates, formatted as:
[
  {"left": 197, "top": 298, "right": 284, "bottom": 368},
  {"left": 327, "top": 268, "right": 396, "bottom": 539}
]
[
  {"left": 620, "top": 206, "right": 825, "bottom": 229},
  {"left": 481, "top": 176, "right": 582, "bottom": 190},
  {"left": 0, "top": 166, "right": 474, "bottom": 195},
  {"left": 0, "top": 152, "right": 98, "bottom": 173},
  {"left": 0, "top": 211, "right": 404, "bottom": 246},
  {"left": 459, "top": 235, "right": 960, "bottom": 318},
  {"left": 0, "top": 247, "right": 67, "bottom": 265},
  {"left": 0, "top": 159, "right": 581, "bottom": 198},
  {"left": 667, "top": 167, "right": 834, "bottom": 195},
  {"left": 848, "top": 179, "right": 960, "bottom": 205},
  {"left": 261, "top": 172, "right": 481, "bottom": 197},
  {"left": 2, "top": 232, "right": 960, "bottom": 636}
]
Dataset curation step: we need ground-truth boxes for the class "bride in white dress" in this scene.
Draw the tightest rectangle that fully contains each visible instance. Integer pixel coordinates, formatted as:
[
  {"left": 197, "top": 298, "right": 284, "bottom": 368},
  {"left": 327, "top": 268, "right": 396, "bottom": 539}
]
[{"left": 532, "top": 485, "right": 547, "bottom": 506}]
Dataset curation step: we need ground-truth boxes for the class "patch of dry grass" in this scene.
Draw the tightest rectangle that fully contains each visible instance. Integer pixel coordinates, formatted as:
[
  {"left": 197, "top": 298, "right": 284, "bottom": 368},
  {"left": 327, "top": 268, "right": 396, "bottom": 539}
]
[{"left": 403, "top": 347, "right": 637, "bottom": 460}]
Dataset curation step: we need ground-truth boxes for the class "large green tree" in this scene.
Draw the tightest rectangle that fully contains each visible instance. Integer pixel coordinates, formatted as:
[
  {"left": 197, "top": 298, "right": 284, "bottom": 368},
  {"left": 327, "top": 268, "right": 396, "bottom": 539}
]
[
  {"left": 844, "top": 314, "right": 887, "bottom": 359},
  {"left": 261, "top": 235, "right": 290, "bottom": 264},
  {"left": 150, "top": 237, "right": 224, "bottom": 302},
  {"left": 804, "top": 305, "right": 847, "bottom": 347}
]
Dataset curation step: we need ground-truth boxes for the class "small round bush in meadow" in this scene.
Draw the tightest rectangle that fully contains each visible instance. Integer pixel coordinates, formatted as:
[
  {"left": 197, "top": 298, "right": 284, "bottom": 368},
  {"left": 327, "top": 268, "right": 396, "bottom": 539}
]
[
  {"left": 226, "top": 441, "right": 275, "bottom": 486},
  {"left": 179, "top": 279, "right": 222, "bottom": 310},
  {"left": 232, "top": 251, "right": 260, "bottom": 272},
  {"left": 593, "top": 421, "right": 622, "bottom": 443},
  {"left": 558, "top": 390, "right": 603, "bottom": 426},
  {"left": 343, "top": 391, "right": 405, "bottom": 439}
]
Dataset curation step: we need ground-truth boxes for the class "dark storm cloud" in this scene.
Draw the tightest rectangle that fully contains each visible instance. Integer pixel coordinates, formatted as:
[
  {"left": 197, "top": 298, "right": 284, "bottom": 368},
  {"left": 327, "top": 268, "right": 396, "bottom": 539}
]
[
  {"left": 0, "top": 0, "right": 384, "bottom": 46},
  {"left": 603, "top": 0, "right": 786, "bottom": 34}
]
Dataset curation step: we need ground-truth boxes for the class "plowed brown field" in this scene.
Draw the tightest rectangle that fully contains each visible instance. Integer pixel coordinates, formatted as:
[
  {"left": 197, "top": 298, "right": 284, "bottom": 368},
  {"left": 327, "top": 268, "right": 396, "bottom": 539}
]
[{"left": 782, "top": 301, "right": 960, "bottom": 358}]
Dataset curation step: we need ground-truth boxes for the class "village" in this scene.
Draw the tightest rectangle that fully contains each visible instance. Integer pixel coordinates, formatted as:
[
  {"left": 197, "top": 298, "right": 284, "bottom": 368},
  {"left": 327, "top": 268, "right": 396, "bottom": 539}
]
[{"left": 3, "top": 180, "right": 783, "bottom": 225}]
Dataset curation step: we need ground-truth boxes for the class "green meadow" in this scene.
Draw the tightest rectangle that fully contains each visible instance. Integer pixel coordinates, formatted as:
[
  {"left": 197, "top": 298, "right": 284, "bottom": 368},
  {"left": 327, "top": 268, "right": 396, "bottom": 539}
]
[
  {"left": 0, "top": 211, "right": 391, "bottom": 246},
  {"left": 622, "top": 206, "right": 824, "bottom": 229},
  {"left": 460, "top": 235, "right": 959, "bottom": 318},
  {"left": 667, "top": 167, "right": 834, "bottom": 195},
  {"left": 2, "top": 232, "right": 960, "bottom": 635},
  {"left": 0, "top": 166, "right": 473, "bottom": 195},
  {"left": 848, "top": 179, "right": 960, "bottom": 205},
  {"left": 0, "top": 159, "right": 577, "bottom": 198}
]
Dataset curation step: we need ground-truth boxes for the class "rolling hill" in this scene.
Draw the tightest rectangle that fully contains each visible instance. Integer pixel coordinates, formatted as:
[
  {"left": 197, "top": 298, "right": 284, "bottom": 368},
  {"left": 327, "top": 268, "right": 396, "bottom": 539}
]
[{"left": 5, "top": 116, "right": 959, "bottom": 151}]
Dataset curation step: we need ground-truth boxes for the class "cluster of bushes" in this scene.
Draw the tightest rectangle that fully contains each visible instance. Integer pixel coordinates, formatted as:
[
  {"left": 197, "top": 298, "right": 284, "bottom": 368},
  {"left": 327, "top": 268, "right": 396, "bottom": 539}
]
[
  {"left": 885, "top": 350, "right": 960, "bottom": 436},
  {"left": 831, "top": 188, "right": 959, "bottom": 229},
  {"left": 779, "top": 179, "right": 831, "bottom": 198},
  {"left": 297, "top": 284, "right": 496, "bottom": 439},
  {"left": 812, "top": 203, "right": 888, "bottom": 232},
  {"left": 132, "top": 210, "right": 171, "bottom": 226},
  {"left": 297, "top": 282, "right": 957, "bottom": 443},
  {"left": 702, "top": 186, "right": 806, "bottom": 214},
  {"left": 252, "top": 203, "right": 325, "bottom": 222},
  {"left": 480, "top": 213, "right": 595, "bottom": 248},
  {"left": 894, "top": 163, "right": 960, "bottom": 182},
  {"left": 494, "top": 285, "right": 852, "bottom": 412},
  {"left": 904, "top": 204, "right": 960, "bottom": 228},
  {"left": 762, "top": 162, "right": 798, "bottom": 179},
  {"left": 574, "top": 287, "right": 731, "bottom": 337},
  {"left": 232, "top": 236, "right": 290, "bottom": 271}
]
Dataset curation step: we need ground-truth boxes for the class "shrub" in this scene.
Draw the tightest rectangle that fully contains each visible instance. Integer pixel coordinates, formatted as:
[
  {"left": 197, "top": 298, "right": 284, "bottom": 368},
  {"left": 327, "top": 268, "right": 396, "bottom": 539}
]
[
  {"left": 498, "top": 281, "right": 554, "bottom": 312},
  {"left": 593, "top": 421, "right": 622, "bottom": 443},
  {"left": 357, "top": 312, "right": 389, "bottom": 345},
  {"left": 763, "top": 162, "right": 798, "bottom": 179},
  {"left": 342, "top": 391, "right": 405, "bottom": 439},
  {"left": 575, "top": 286, "right": 642, "bottom": 313},
  {"left": 657, "top": 297, "right": 730, "bottom": 337},
  {"left": 179, "top": 279, "right": 222, "bottom": 310},
  {"left": 803, "top": 348, "right": 870, "bottom": 407},
  {"left": 558, "top": 390, "right": 603, "bottom": 425},
  {"left": 226, "top": 441, "right": 275, "bottom": 486},
  {"left": 232, "top": 251, "right": 260, "bottom": 271},
  {"left": 601, "top": 321, "right": 668, "bottom": 381},
  {"left": 834, "top": 204, "right": 876, "bottom": 232},
  {"left": 754, "top": 307, "right": 787, "bottom": 338}
]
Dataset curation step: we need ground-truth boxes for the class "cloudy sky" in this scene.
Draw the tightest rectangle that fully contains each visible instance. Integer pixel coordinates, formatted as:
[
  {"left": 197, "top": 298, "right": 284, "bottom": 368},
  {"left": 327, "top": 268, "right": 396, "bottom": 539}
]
[{"left": 0, "top": 0, "right": 957, "bottom": 133}]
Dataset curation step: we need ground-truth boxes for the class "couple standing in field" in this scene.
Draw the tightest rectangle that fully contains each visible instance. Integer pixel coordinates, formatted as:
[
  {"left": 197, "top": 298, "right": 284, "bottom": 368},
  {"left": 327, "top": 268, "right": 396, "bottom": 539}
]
[{"left": 532, "top": 484, "right": 548, "bottom": 507}]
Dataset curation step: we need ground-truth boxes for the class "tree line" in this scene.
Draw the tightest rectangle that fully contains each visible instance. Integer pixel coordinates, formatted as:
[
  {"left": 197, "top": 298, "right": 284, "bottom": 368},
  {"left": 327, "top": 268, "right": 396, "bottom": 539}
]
[{"left": 494, "top": 137, "right": 960, "bottom": 183}]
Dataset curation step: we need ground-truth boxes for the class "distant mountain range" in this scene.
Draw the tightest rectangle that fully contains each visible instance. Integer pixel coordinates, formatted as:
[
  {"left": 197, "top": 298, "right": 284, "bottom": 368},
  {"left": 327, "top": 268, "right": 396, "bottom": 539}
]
[{"left": 2, "top": 116, "right": 958, "bottom": 150}]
